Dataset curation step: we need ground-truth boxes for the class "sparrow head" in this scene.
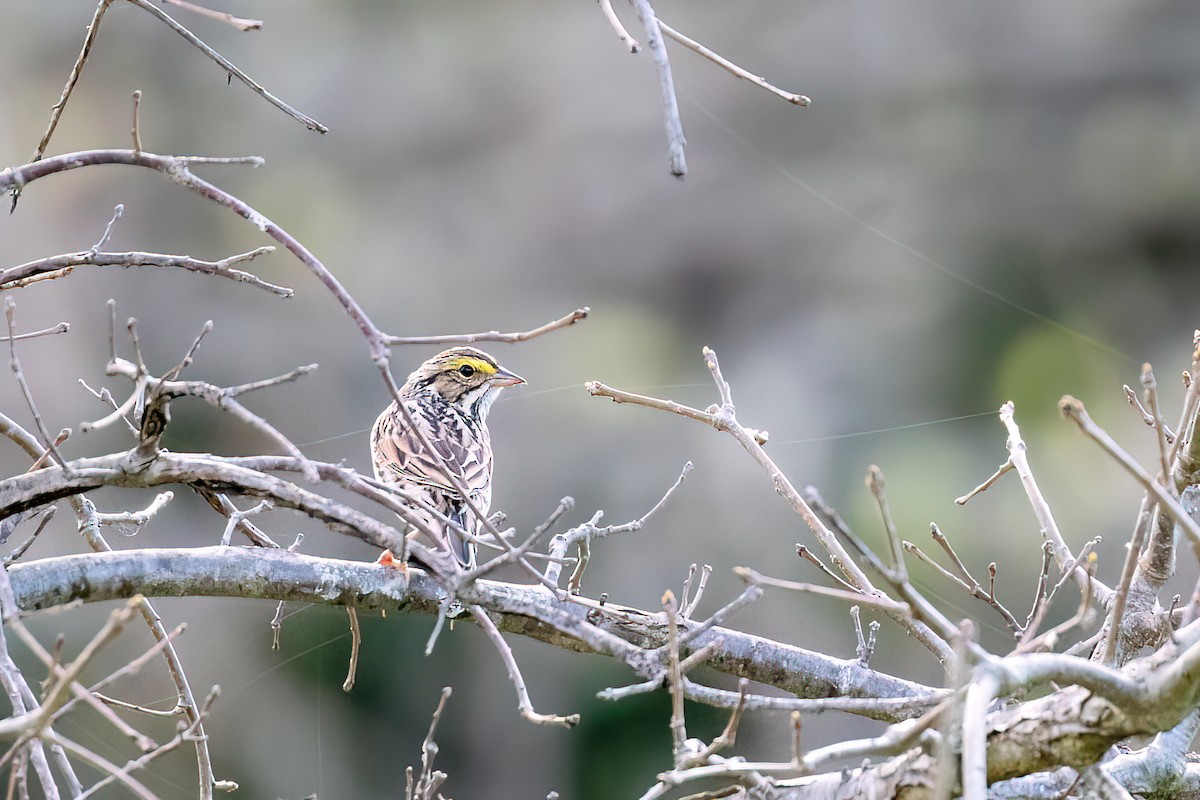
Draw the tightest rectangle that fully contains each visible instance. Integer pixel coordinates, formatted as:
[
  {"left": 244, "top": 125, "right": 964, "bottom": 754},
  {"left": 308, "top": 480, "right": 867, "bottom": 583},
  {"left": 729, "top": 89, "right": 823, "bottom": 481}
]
[{"left": 401, "top": 346, "right": 525, "bottom": 420}]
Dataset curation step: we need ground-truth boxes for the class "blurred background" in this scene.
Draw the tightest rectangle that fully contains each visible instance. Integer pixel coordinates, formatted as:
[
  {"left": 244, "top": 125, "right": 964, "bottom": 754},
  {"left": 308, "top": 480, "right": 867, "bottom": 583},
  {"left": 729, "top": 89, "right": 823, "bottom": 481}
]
[{"left": 2, "top": 0, "right": 1200, "bottom": 796}]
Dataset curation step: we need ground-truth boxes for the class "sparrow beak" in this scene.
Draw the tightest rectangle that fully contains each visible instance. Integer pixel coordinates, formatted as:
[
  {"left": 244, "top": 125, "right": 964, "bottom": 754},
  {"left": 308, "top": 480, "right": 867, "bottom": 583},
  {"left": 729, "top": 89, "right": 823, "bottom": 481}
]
[{"left": 490, "top": 366, "right": 526, "bottom": 387}]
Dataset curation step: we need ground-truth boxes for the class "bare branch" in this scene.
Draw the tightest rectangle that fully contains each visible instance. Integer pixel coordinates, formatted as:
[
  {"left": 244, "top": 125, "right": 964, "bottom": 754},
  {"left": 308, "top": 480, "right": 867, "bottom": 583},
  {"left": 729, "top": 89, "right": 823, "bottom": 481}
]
[
  {"left": 75, "top": 499, "right": 220, "bottom": 797},
  {"left": 4, "top": 299, "right": 70, "bottom": 475},
  {"left": 599, "top": 0, "right": 640, "bottom": 53},
  {"left": 342, "top": 608, "right": 361, "bottom": 692},
  {"left": 663, "top": 591, "right": 688, "bottom": 764},
  {"left": 591, "top": 349, "right": 955, "bottom": 665},
  {"left": 130, "top": 91, "right": 143, "bottom": 153},
  {"left": 904, "top": 528, "right": 1023, "bottom": 637},
  {"left": 468, "top": 605, "right": 579, "bottom": 728},
  {"left": 955, "top": 458, "right": 1014, "bottom": 505},
  {"left": 122, "top": 0, "right": 324, "bottom": 131},
  {"left": 866, "top": 465, "right": 906, "bottom": 580},
  {"left": 544, "top": 462, "right": 692, "bottom": 591},
  {"left": 681, "top": 564, "right": 713, "bottom": 618},
  {"left": 28, "top": 0, "right": 115, "bottom": 166},
  {"left": 630, "top": 0, "right": 687, "bottom": 176},
  {"left": 0, "top": 324, "right": 69, "bottom": 342},
  {"left": 90, "top": 204, "right": 123, "bottom": 253},
  {"left": 1103, "top": 495, "right": 1155, "bottom": 664},
  {"left": 796, "top": 545, "right": 857, "bottom": 592},
  {"left": 1061, "top": 396, "right": 1200, "bottom": 557},
  {"left": 2, "top": 247, "right": 291, "bottom": 296},
  {"left": 410, "top": 687, "right": 452, "bottom": 799},
  {"left": 1142, "top": 364, "right": 1172, "bottom": 483},
  {"left": 997, "top": 402, "right": 1111, "bottom": 602},
  {"left": 657, "top": 19, "right": 810, "bottom": 106},
  {"left": 7, "top": 547, "right": 940, "bottom": 721},
  {"left": 160, "top": 0, "right": 263, "bottom": 30},
  {"left": 384, "top": 307, "right": 589, "bottom": 345},
  {"left": 737, "top": 567, "right": 910, "bottom": 615}
]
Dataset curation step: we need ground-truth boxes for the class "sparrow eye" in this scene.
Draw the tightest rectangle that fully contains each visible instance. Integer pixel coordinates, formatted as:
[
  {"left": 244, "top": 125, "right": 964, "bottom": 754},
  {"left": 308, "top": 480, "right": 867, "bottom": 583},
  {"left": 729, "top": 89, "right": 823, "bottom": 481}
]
[{"left": 457, "top": 364, "right": 476, "bottom": 378}]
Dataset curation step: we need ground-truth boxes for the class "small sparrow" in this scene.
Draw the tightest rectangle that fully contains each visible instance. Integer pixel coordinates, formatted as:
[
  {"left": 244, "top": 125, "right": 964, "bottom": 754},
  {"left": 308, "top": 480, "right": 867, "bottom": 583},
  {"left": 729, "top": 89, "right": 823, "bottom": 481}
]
[{"left": 370, "top": 347, "right": 524, "bottom": 568}]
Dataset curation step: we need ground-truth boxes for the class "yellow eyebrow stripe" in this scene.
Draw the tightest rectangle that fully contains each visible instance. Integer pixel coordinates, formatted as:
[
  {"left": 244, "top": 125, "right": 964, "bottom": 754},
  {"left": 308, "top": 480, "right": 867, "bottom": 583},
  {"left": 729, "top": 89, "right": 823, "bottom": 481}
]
[{"left": 449, "top": 357, "right": 497, "bottom": 374}]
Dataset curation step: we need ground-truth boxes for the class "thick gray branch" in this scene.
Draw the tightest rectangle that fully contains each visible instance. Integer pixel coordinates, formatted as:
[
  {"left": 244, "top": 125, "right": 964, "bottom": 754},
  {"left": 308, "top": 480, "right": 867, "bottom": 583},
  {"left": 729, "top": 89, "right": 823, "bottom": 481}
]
[
  {"left": 6, "top": 547, "right": 936, "bottom": 722},
  {"left": 0, "top": 452, "right": 407, "bottom": 553}
]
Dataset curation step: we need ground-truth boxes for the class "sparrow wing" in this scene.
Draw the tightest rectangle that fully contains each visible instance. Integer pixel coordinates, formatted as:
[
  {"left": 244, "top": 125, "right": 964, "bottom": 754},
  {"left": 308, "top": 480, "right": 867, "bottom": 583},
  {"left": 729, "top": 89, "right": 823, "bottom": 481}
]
[
  {"left": 374, "top": 398, "right": 492, "bottom": 494},
  {"left": 371, "top": 398, "right": 494, "bottom": 567}
]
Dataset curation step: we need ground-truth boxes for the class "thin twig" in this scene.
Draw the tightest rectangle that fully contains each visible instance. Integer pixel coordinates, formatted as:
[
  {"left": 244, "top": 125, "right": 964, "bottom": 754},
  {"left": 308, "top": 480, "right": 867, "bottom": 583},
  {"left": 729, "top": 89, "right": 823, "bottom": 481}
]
[
  {"left": 599, "top": 0, "right": 640, "bottom": 52},
  {"left": 904, "top": 535, "right": 1022, "bottom": 637},
  {"left": 95, "top": 491, "right": 173, "bottom": 528},
  {"left": 678, "top": 586, "right": 763, "bottom": 649},
  {"left": 1168, "top": 341, "right": 1200, "bottom": 486},
  {"left": 411, "top": 687, "right": 452, "bottom": 799},
  {"left": 1061, "top": 396, "right": 1200, "bottom": 554},
  {"left": 680, "top": 679, "right": 748, "bottom": 768},
  {"left": 2, "top": 247, "right": 291, "bottom": 296},
  {"left": 160, "top": 0, "right": 263, "bottom": 30},
  {"left": 130, "top": 91, "right": 143, "bottom": 153},
  {"left": 543, "top": 463, "right": 693, "bottom": 590},
  {"left": 866, "top": 466, "right": 906, "bottom": 580},
  {"left": 1143, "top": 364, "right": 1172, "bottom": 483},
  {"left": 737, "top": 568, "right": 908, "bottom": 615},
  {"left": 1023, "top": 541, "right": 1055, "bottom": 634},
  {"left": 218, "top": 500, "right": 272, "bottom": 546},
  {"left": 1125, "top": 383, "right": 1176, "bottom": 443},
  {"left": 123, "top": 0, "right": 325, "bottom": 131},
  {"left": 1103, "top": 495, "right": 1155, "bottom": 664},
  {"left": 591, "top": 349, "right": 955, "bottom": 664},
  {"left": 682, "top": 564, "right": 713, "bottom": 618},
  {"left": 1021, "top": 537, "right": 1101, "bottom": 646},
  {"left": 342, "top": 608, "right": 360, "bottom": 692},
  {"left": 804, "top": 485, "right": 892, "bottom": 583},
  {"left": 19, "top": 426, "right": 64, "bottom": 465},
  {"left": 1000, "top": 402, "right": 1109, "bottom": 601},
  {"left": 42, "top": 733, "right": 158, "bottom": 800},
  {"left": 1018, "top": 563, "right": 1097, "bottom": 654},
  {"left": 29, "top": 0, "right": 115, "bottom": 165},
  {"left": 91, "top": 205, "right": 123, "bottom": 253},
  {"left": 4, "top": 299, "right": 70, "bottom": 474},
  {"left": 657, "top": 19, "right": 809, "bottom": 106},
  {"left": 383, "top": 307, "right": 588, "bottom": 345},
  {"left": 679, "top": 563, "right": 698, "bottom": 613},
  {"left": 0, "top": 324, "right": 69, "bottom": 343},
  {"left": 3, "top": 506, "right": 56, "bottom": 566},
  {"left": 796, "top": 545, "right": 857, "bottom": 592},
  {"left": 76, "top": 500, "right": 219, "bottom": 798},
  {"left": 955, "top": 459, "right": 1014, "bottom": 505},
  {"left": 664, "top": 590, "right": 688, "bottom": 766},
  {"left": 630, "top": 0, "right": 687, "bottom": 176},
  {"left": 467, "top": 606, "right": 579, "bottom": 728}
]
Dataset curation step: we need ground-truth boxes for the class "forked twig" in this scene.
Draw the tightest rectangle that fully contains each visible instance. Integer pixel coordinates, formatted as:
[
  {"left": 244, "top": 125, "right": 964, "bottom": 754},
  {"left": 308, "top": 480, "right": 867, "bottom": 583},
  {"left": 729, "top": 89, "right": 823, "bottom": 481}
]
[
  {"left": 4, "top": 299, "right": 70, "bottom": 474},
  {"left": 543, "top": 462, "right": 692, "bottom": 591},
  {"left": 123, "top": 0, "right": 325, "bottom": 131},
  {"left": 1061, "top": 397, "right": 1200, "bottom": 553},
  {"left": 796, "top": 545, "right": 857, "bottom": 592},
  {"left": 2, "top": 247, "right": 291, "bottom": 296},
  {"left": 410, "top": 687, "right": 452, "bottom": 800}
]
